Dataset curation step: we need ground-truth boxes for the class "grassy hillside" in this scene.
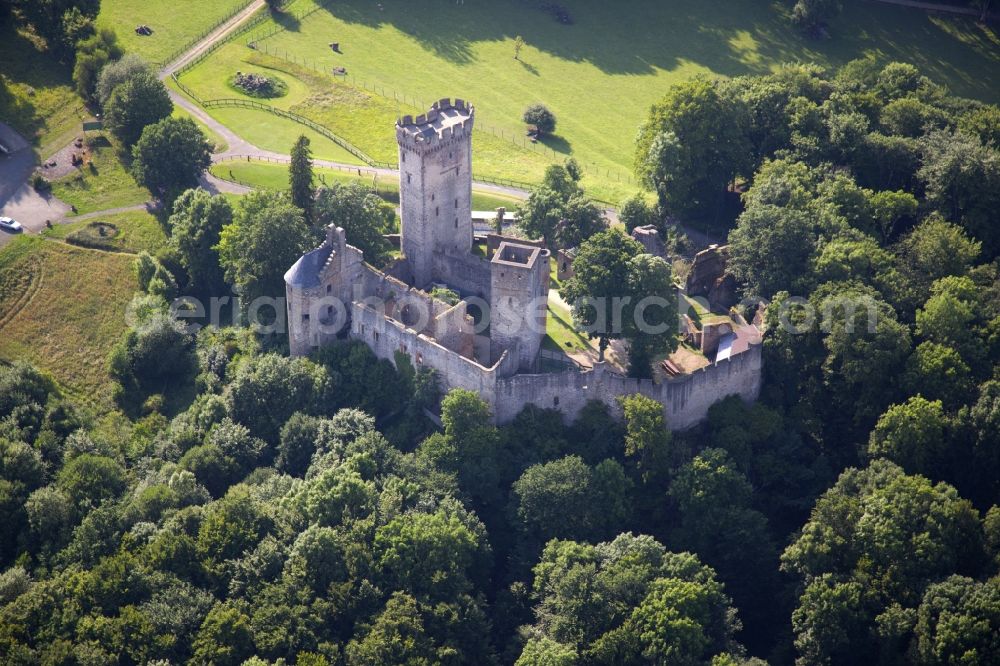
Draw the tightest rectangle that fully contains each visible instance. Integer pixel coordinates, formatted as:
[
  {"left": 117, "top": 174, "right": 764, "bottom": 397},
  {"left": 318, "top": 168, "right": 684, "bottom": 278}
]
[
  {"left": 178, "top": 44, "right": 634, "bottom": 200},
  {"left": 242, "top": 0, "right": 999, "bottom": 177},
  {"left": 97, "top": 0, "right": 253, "bottom": 64},
  {"left": 211, "top": 158, "right": 525, "bottom": 210},
  {"left": 43, "top": 210, "right": 168, "bottom": 255},
  {"left": 49, "top": 138, "right": 151, "bottom": 214},
  {"left": 0, "top": 237, "right": 138, "bottom": 409},
  {"left": 175, "top": 44, "right": 581, "bottom": 191},
  {"left": 0, "top": 23, "right": 87, "bottom": 157}
]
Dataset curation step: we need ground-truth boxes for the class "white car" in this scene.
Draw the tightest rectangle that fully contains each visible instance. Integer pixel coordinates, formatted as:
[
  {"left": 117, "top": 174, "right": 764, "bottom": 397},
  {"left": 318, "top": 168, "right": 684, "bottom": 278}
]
[{"left": 0, "top": 216, "right": 22, "bottom": 232}]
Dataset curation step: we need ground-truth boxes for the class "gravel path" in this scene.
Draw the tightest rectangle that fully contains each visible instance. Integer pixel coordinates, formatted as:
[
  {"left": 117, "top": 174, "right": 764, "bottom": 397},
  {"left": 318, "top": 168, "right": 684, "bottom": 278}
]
[
  {"left": 159, "top": 0, "right": 268, "bottom": 77},
  {"left": 66, "top": 204, "right": 153, "bottom": 222}
]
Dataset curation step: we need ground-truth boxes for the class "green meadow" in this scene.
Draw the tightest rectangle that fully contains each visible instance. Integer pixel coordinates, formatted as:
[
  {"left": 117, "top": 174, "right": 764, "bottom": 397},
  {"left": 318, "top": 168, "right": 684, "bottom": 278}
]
[
  {"left": 211, "top": 158, "right": 525, "bottom": 211},
  {"left": 49, "top": 138, "right": 151, "bottom": 214},
  {"left": 0, "top": 23, "right": 87, "bottom": 156},
  {"left": 178, "top": 0, "right": 999, "bottom": 201},
  {"left": 97, "top": 0, "right": 253, "bottom": 64}
]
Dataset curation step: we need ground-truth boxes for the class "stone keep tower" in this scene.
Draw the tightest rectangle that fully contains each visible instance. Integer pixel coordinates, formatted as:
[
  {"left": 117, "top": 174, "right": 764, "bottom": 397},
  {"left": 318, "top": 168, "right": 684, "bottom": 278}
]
[
  {"left": 490, "top": 241, "right": 550, "bottom": 371},
  {"left": 396, "top": 99, "right": 475, "bottom": 288}
]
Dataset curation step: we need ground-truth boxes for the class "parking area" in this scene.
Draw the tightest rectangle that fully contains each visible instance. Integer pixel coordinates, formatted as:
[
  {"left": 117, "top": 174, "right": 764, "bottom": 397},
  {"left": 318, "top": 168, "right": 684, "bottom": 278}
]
[{"left": 0, "top": 122, "right": 71, "bottom": 248}]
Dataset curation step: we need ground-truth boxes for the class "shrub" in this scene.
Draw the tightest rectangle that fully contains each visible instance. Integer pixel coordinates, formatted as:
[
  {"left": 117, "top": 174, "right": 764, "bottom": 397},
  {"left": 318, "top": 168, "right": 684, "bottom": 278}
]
[
  {"left": 430, "top": 287, "right": 460, "bottom": 305},
  {"left": 523, "top": 104, "right": 556, "bottom": 135},
  {"left": 65, "top": 222, "right": 120, "bottom": 250},
  {"left": 30, "top": 172, "right": 52, "bottom": 194},
  {"left": 229, "top": 71, "right": 288, "bottom": 99}
]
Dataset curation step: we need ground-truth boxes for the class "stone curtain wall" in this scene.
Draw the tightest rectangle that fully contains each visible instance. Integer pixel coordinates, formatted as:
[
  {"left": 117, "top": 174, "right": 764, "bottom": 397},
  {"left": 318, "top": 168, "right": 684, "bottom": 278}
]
[
  {"left": 344, "top": 299, "right": 761, "bottom": 430},
  {"left": 431, "top": 300, "right": 475, "bottom": 355},
  {"left": 494, "top": 342, "right": 763, "bottom": 428},
  {"left": 350, "top": 301, "right": 508, "bottom": 405},
  {"left": 432, "top": 251, "right": 491, "bottom": 299}
]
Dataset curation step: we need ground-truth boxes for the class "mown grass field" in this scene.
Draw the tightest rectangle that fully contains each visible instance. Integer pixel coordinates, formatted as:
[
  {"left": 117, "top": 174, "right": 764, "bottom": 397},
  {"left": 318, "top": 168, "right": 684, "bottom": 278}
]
[
  {"left": 49, "top": 138, "right": 151, "bottom": 214},
  {"left": 235, "top": 0, "right": 999, "bottom": 182},
  {"left": 44, "top": 210, "right": 168, "bottom": 255},
  {"left": 177, "top": 45, "right": 575, "bottom": 193},
  {"left": 211, "top": 159, "right": 525, "bottom": 210},
  {"left": 97, "top": 0, "right": 253, "bottom": 64},
  {"left": 205, "top": 106, "right": 366, "bottom": 164},
  {"left": 0, "top": 236, "right": 137, "bottom": 409},
  {"left": 0, "top": 23, "right": 87, "bottom": 157}
]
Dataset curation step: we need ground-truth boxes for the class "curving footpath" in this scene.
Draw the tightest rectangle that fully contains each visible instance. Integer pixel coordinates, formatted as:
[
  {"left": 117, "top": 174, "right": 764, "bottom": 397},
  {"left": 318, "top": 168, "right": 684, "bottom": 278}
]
[
  {"left": 9, "top": 0, "right": 622, "bottom": 244},
  {"left": 156, "top": 1, "right": 537, "bottom": 202}
]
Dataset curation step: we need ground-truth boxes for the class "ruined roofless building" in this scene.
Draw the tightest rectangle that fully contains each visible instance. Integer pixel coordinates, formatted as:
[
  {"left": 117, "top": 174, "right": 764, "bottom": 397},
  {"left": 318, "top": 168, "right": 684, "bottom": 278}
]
[{"left": 285, "top": 98, "right": 762, "bottom": 427}]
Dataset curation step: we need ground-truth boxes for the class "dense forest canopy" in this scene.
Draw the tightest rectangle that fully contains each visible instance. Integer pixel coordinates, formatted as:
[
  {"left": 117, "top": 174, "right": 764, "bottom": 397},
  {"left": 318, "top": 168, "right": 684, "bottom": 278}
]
[{"left": 1, "top": 0, "right": 1000, "bottom": 662}]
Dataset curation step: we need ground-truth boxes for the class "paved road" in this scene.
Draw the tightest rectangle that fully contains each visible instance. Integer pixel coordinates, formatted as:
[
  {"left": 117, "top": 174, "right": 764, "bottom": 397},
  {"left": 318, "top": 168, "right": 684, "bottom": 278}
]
[
  {"left": 1, "top": 120, "right": 71, "bottom": 248},
  {"left": 0, "top": 123, "right": 34, "bottom": 206},
  {"left": 198, "top": 171, "right": 252, "bottom": 195}
]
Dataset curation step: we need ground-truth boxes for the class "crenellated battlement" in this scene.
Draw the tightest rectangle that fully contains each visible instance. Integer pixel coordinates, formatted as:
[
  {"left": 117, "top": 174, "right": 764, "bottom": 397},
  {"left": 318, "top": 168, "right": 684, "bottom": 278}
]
[{"left": 396, "top": 98, "right": 475, "bottom": 150}]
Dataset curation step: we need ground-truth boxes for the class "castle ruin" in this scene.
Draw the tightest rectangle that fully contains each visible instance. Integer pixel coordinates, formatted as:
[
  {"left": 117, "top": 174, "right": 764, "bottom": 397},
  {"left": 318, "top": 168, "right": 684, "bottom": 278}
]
[{"left": 285, "top": 99, "right": 762, "bottom": 427}]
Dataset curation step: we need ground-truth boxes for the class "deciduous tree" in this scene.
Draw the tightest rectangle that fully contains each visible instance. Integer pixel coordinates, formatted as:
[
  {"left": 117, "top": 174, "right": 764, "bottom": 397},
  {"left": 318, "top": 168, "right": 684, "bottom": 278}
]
[
  {"left": 104, "top": 70, "right": 172, "bottom": 147},
  {"left": 523, "top": 104, "right": 556, "bottom": 136},
  {"left": 636, "top": 78, "right": 749, "bottom": 218},
  {"left": 96, "top": 53, "right": 151, "bottom": 108},
  {"left": 131, "top": 118, "right": 211, "bottom": 205},
  {"left": 216, "top": 190, "right": 317, "bottom": 305},
  {"left": 868, "top": 396, "right": 949, "bottom": 477},
  {"left": 313, "top": 183, "right": 394, "bottom": 265},
  {"left": 72, "top": 28, "right": 121, "bottom": 103},
  {"left": 167, "top": 188, "right": 232, "bottom": 292},
  {"left": 562, "top": 228, "right": 675, "bottom": 366}
]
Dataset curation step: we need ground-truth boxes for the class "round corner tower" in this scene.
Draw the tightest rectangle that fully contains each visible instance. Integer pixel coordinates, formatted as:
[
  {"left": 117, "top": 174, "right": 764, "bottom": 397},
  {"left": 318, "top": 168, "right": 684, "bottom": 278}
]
[{"left": 396, "top": 98, "right": 475, "bottom": 288}]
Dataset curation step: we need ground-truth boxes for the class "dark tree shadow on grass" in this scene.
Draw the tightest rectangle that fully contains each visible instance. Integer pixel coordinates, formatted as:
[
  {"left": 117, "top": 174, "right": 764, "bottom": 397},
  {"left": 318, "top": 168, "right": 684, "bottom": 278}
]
[
  {"left": 317, "top": 0, "right": 1000, "bottom": 102},
  {"left": 88, "top": 135, "right": 112, "bottom": 150},
  {"left": 537, "top": 133, "right": 571, "bottom": 156},
  {"left": 320, "top": 0, "right": 477, "bottom": 64},
  {"left": 272, "top": 9, "right": 302, "bottom": 33},
  {"left": 518, "top": 59, "right": 540, "bottom": 76},
  {"left": 0, "top": 22, "right": 75, "bottom": 146}
]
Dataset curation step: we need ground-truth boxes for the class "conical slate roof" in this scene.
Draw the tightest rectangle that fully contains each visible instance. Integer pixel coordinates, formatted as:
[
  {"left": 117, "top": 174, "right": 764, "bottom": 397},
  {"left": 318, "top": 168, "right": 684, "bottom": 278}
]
[{"left": 284, "top": 244, "right": 333, "bottom": 288}]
